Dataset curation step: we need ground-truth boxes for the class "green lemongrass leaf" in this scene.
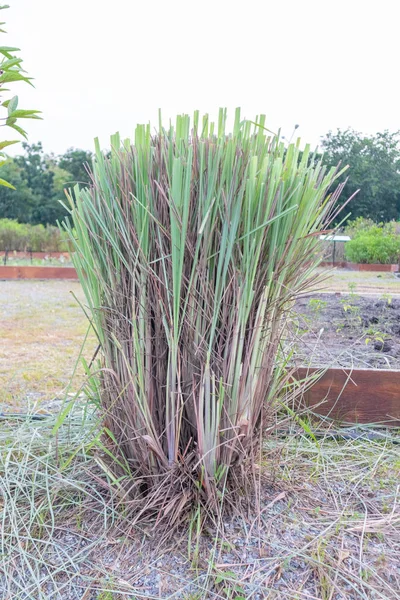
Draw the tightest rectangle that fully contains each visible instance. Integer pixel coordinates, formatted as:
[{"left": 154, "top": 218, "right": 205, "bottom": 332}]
[
  {"left": 0, "top": 45, "right": 20, "bottom": 54},
  {"left": 246, "top": 118, "right": 277, "bottom": 136},
  {"left": 237, "top": 204, "right": 299, "bottom": 241},
  {"left": 62, "top": 109, "right": 349, "bottom": 519}
]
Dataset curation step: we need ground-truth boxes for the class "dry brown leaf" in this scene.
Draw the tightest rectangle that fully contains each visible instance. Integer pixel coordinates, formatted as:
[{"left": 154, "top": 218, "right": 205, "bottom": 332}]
[
  {"left": 338, "top": 549, "right": 350, "bottom": 563},
  {"left": 266, "top": 491, "right": 286, "bottom": 508},
  {"left": 349, "top": 514, "right": 400, "bottom": 533}
]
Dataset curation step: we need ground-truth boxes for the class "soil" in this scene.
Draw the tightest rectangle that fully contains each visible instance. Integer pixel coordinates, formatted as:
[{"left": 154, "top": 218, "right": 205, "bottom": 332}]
[{"left": 292, "top": 292, "right": 400, "bottom": 369}]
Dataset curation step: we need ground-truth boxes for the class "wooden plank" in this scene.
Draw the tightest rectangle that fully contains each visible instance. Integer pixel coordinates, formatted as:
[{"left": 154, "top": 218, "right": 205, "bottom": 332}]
[
  {"left": 295, "top": 367, "right": 400, "bottom": 425},
  {"left": 319, "top": 262, "right": 399, "bottom": 272},
  {"left": 0, "top": 266, "right": 78, "bottom": 280}
]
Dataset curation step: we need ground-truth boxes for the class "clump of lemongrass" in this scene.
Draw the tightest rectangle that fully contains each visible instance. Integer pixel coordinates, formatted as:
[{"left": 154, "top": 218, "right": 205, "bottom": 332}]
[{"left": 62, "top": 109, "right": 350, "bottom": 523}]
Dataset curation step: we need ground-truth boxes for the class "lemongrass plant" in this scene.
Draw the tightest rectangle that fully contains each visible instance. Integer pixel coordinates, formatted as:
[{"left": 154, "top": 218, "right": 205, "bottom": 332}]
[{"left": 63, "top": 109, "right": 349, "bottom": 520}]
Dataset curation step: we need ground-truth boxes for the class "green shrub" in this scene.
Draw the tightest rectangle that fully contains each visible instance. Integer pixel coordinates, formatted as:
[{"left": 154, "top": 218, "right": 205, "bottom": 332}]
[
  {"left": 0, "top": 218, "right": 70, "bottom": 252},
  {"left": 0, "top": 219, "right": 29, "bottom": 250},
  {"left": 344, "top": 217, "right": 376, "bottom": 238},
  {"left": 345, "top": 217, "right": 397, "bottom": 239},
  {"left": 63, "top": 109, "right": 347, "bottom": 522},
  {"left": 345, "top": 225, "right": 400, "bottom": 264}
]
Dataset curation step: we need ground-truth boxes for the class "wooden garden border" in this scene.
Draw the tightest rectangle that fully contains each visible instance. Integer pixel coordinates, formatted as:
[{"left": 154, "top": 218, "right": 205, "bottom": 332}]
[
  {"left": 0, "top": 266, "right": 78, "bottom": 280},
  {"left": 294, "top": 367, "right": 400, "bottom": 425},
  {"left": 320, "top": 261, "right": 399, "bottom": 272}
]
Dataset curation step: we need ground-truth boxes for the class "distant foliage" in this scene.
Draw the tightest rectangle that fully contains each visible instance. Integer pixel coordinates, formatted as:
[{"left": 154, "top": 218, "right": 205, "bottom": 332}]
[
  {"left": 58, "top": 148, "right": 93, "bottom": 187},
  {"left": 0, "top": 144, "right": 93, "bottom": 225},
  {"left": 321, "top": 129, "right": 400, "bottom": 222},
  {"left": 0, "top": 218, "right": 69, "bottom": 251},
  {"left": 345, "top": 221, "right": 400, "bottom": 264},
  {"left": 344, "top": 217, "right": 376, "bottom": 238}
]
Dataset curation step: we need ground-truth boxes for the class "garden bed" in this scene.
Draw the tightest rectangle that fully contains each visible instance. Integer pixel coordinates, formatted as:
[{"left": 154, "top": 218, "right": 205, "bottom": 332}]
[
  {"left": 292, "top": 290, "right": 400, "bottom": 423},
  {"left": 293, "top": 292, "right": 400, "bottom": 370}
]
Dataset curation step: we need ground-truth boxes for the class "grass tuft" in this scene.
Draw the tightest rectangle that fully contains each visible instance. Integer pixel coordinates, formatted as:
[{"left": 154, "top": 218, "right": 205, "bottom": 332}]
[{"left": 62, "top": 108, "right": 349, "bottom": 523}]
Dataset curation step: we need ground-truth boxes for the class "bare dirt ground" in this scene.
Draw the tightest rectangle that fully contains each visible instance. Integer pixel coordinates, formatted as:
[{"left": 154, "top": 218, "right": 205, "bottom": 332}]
[
  {"left": 293, "top": 293, "right": 400, "bottom": 369},
  {"left": 289, "top": 269, "right": 400, "bottom": 370}
]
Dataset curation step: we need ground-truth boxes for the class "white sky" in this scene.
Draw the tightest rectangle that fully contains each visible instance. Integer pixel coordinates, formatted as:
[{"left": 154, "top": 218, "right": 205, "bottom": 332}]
[{"left": 5, "top": 0, "right": 400, "bottom": 155}]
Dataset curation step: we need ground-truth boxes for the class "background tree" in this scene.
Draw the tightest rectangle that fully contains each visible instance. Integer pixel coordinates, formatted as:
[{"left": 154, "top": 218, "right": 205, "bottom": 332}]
[
  {"left": 0, "top": 142, "right": 91, "bottom": 225},
  {"left": 0, "top": 158, "right": 35, "bottom": 221},
  {"left": 58, "top": 148, "right": 92, "bottom": 187},
  {"left": 321, "top": 129, "right": 400, "bottom": 222},
  {"left": 16, "top": 143, "right": 74, "bottom": 224}
]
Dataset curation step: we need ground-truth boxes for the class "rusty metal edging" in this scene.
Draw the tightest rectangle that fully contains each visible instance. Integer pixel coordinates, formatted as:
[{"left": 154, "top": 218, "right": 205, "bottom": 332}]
[
  {"left": 293, "top": 367, "right": 400, "bottom": 425},
  {"left": 0, "top": 266, "right": 78, "bottom": 280}
]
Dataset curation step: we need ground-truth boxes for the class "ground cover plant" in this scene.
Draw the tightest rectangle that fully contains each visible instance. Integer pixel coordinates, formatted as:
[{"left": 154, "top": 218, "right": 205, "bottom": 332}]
[
  {"left": 63, "top": 109, "right": 351, "bottom": 525},
  {"left": 1, "top": 254, "right": 73, "bottom": 267}
]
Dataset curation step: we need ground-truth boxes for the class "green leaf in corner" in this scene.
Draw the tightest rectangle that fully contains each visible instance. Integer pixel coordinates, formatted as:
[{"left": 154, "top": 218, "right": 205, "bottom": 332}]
[
  {"left": 7, "top": 94, "right": 17, "bottom": 114},
  {"left": 0, "top": 177, "right": 15, "bottom": 189},
  {"left": 0, "top": 139, "right": 18, "bottom": 150},
  {"left": 0, "top": 57, "right": 21, "bottom": 69},
  {"left": 0, "top": 70, "right": 32, "bottom": 84},
  {"left": 7, "top": 122, "right": 27, "bottom": 138},
  {"left": 8, "top": 108, "right": 41, "bottom": 119}
]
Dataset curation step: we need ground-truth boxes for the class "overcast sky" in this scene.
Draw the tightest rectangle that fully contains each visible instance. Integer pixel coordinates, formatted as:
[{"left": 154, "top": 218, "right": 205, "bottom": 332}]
[{"left": 5, "top": 0, "right": 400, "bottom": 155}]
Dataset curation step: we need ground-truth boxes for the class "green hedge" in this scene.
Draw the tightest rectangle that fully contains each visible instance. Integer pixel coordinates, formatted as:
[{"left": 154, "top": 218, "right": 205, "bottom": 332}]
[
  {"left": 0, "top": 219, "right": 70, "bottom": 252},
  {"left": 344, "top": 220, "right": 400, "bottom": 264}
]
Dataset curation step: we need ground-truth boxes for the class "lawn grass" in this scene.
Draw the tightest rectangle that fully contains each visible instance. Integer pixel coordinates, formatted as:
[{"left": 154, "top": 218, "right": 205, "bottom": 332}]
[
  {"left": 1, "top": 257, "right": 73, "bottom": 267},
  {"left": 0, "top": 280, "right": 96, "bottom": 411},
  {"left": 313, "top": 268, "right": 400, "bottom": 294}
]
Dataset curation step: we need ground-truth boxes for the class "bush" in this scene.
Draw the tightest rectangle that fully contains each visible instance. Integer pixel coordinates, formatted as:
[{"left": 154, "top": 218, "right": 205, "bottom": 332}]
[
  {"left": 0, "top": 218, "right": 70, "bottom": 252},
  {"left": 63, "top": 110, "right": 346, "bottom": 524},
  {"left": 344, "top": 221, "right": 400, "bottom": 264},
  {"left": 344, "top": 217, "right": 376, "bottom": 238}
]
